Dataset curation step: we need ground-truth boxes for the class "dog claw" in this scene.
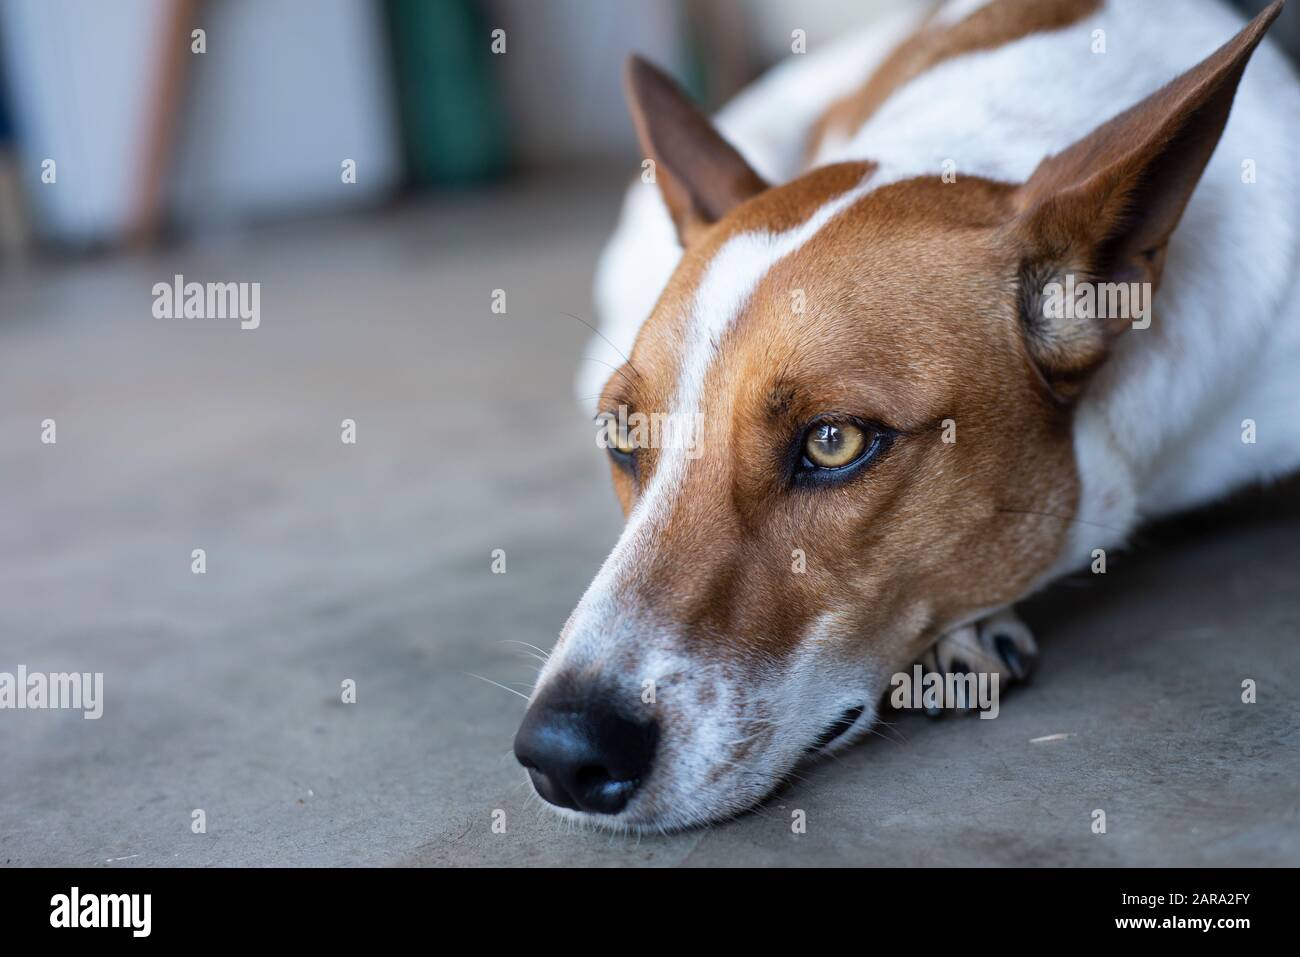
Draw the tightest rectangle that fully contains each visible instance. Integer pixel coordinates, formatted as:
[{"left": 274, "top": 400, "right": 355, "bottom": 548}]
[
  {"left": 982, "top": 611, "right": 1038, "bottom": 681},
  {"left": 914, "top": 607, "right": 1038, "bottom": 717},
  {"left": 993, "top": 634, "right": 1025, "bottom": 678}
]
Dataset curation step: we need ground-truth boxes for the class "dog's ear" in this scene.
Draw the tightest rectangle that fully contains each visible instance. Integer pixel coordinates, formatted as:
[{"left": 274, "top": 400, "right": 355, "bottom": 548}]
[
  {"left": 1010, "top": 0, "right": 1282, "bottom": 400},
  {"left": 624, "top": 55, "right": 768, "bottom": 246}
]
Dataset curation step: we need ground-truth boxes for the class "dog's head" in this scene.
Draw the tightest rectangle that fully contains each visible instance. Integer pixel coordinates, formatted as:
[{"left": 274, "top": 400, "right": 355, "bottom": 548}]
[{"left": 515, "top": 5, "right": 1279, "bottom": 831}]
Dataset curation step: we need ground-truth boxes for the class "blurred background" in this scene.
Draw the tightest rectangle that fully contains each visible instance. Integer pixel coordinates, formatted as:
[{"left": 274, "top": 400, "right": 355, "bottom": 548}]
[
  {"left": 0, "top": 0, "right": 1293, "bottom": 252},
  {"left": 2, "top": 0, "right": 1298, "bottom": 868},
  {"left": 0, "top": 0, "right": 924, "bottom": 251}
]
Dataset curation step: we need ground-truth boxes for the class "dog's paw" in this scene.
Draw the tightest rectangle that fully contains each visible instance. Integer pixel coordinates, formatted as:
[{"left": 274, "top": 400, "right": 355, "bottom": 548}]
[{"left": 914, "top": 607, "right": 1038, "bottom": 716}]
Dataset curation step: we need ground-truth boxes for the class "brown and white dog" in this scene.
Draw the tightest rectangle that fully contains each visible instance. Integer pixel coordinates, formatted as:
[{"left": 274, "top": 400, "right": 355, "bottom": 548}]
[{"left": 514, "top": 0, "right": 1300, "bottom": 831}]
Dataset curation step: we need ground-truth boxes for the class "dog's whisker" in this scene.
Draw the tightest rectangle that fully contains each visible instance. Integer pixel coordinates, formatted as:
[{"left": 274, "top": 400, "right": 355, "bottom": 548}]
[
  {"left": 560, "top": 310, "right": 642, "bottom": 382},
  {"left": 579, "top": 356, "right": 641, "bottom": 395},
  {"left": 499, "top": 639, "right": 551, "bottom": 661},
  {"left": 465, "top": 672, "right": 531, "bottom": 702},
  {"left": 871, "top": 717, "right": 909, "bottom": 745},
  {"left": 864, "top": 724, "right": 906, "bottom": 746}
]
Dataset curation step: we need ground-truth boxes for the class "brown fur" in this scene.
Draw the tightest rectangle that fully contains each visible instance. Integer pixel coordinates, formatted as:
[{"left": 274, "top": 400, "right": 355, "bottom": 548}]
[
  {"left": 625, "top": 56, "right": 769, "bottom": 244},
  {"left": 600, "top": 167, "right": 1077, "bottom": 674}
]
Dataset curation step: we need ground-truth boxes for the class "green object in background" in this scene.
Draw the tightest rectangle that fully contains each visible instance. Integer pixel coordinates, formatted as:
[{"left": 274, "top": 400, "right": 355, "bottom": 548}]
[{"left": 386, "top": 0, "right": 509, "bottom": 186}]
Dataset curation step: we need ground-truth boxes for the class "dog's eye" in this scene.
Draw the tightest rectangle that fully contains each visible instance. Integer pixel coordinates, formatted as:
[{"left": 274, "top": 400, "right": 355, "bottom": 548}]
[
  {"left": 598, "top": 412, "right": 637, "bottom": 466},
  {"left": 611, "top": 425, "right": 636, "bottom": 456},
  {"left": 804, "top": 422, "right": 868, "bottom": 469},
  {"left": 796, "top": 419, "right": 892, "bottom": 483}
]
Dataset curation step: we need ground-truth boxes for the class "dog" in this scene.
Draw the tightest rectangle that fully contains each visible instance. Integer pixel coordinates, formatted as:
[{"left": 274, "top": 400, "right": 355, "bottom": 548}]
[{"left": 514, "top": 0, "right": 1300, "bottom": 832}]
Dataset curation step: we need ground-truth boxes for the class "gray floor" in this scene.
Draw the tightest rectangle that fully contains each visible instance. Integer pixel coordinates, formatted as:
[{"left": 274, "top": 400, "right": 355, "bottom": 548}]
[{"left": 2, "top": 174, "right": 1297, "bottom": 867}]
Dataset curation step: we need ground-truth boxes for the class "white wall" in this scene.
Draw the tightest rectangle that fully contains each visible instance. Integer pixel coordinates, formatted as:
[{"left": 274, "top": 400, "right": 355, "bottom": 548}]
[
  {"left": 167, "top": 0, "right": 400, "bottom": 228},
  {"left": 0, "top": 0, "right": 166, "bottom": 244},
  {"left": 483, "top": 0, "right": 685, "bottom": 164},
  {"left": 0, "top": 0, "right": 400, "bottom": 245}
]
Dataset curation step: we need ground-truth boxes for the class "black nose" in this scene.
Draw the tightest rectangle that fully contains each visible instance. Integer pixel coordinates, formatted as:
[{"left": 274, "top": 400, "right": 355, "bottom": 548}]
[{"left": 513, "top": 693, "right": 658, "bottom": 815}]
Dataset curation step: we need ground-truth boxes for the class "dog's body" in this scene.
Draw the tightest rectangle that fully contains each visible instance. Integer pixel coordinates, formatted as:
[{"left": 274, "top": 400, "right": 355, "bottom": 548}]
[{"left": 515, "top": 0, "right": 1300, "bottom": 832}]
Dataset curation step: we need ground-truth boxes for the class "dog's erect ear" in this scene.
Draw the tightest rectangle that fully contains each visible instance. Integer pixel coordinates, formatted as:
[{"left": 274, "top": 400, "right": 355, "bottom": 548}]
[
  {"left": 1011, "top": 0, "right": 1282, "bottom": 399},
  {"left": 624, "top": 55, "right": 768, "bottom": 246}
]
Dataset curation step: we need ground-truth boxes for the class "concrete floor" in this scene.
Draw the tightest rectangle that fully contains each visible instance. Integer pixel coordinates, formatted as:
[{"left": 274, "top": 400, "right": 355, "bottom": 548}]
[{"left": 2, "top": 174, "right": 1297, "bottom": 867}]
